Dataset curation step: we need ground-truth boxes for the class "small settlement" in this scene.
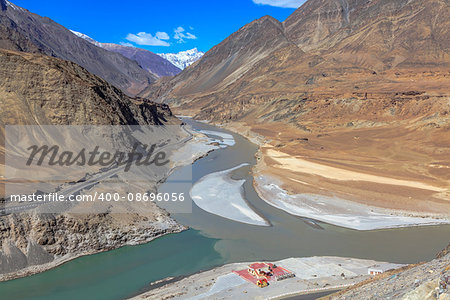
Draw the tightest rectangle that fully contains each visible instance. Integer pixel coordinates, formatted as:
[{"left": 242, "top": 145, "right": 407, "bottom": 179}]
[{"left": 233, "top": 262, "right": 295, "bottom": 288}]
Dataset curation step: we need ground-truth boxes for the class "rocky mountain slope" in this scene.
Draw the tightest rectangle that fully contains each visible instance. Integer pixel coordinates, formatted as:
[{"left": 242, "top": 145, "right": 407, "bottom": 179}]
[
  {"left": 0, "top": 0, "right": 156, "bottom": 95},
  {"left": 144, "top": 0, "right": 450, "bottom": 216},
  {"left": 70, "top": 30, "right": 181, "bottom": 78},
  {"left": 140, "top": 15, "right": 291, "bottom": 100},
  {"left": 0, "top": 48, "right": 183, "bottom": 280},
  {"left": 146, "top": 0, "right": 449, "bottom": 115},
  {"left": 157, "top": 48, "right": 204, "bottom": 70},
  {"left": 98, "top": 43, "right": 181, "bottom": 78},
  {"left": 328, "top": 246, "right": 450, "bottom": 299},
  {"left": 0, "top": 49, "right": 176, "bottom": 126}
]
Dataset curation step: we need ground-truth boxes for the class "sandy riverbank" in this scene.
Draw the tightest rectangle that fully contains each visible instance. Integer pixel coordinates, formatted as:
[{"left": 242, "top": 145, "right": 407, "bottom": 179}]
[
  {"left": 130, "top": 256, "right": 405, "bottom": 300},
  {"left": 254, "top": 174, "right": 450, "bottom": 230},
  {"left": 208, "top": 120, "right": 450, "bottom": 230}
]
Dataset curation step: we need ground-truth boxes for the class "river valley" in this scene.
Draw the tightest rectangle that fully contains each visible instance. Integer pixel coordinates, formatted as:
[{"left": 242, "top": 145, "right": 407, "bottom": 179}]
[{"left": 0, "top": 118, "right": 449, "bottom": 300}]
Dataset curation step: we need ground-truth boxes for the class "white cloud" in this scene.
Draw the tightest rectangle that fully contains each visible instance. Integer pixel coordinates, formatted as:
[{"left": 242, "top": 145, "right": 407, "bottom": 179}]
[
  {"left": 126, "top": 31, "right": 170, "bottom": 46},
  {"left": 174, "top": 26, "right": 197, "bottom": 43},
  {"left": 155, "top": 31, "right": 170, "bottom": 40},
  {"left": 119, "top": 42, "right": 135, "bottom": 47},
  {"left": 252, "top": 0, "right": 305, "bottom": 8}
]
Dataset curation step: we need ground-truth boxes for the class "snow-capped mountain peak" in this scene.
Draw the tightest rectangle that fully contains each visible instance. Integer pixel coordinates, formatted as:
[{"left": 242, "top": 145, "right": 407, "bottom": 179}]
[
  {"left": 157, "top": 48, "right": 204, "bottom": 70},
  {"left": 70, "top": 30, "right": 102, "bottom": 47},
  {"left": 69, "top": 29, "right": 181, "bottom": 78},
  {"left": 2, "top": 0, "right": 24, "bottom": 11},
  {"left": 70, "top": 29, "right": 203, "bottom": 71}
]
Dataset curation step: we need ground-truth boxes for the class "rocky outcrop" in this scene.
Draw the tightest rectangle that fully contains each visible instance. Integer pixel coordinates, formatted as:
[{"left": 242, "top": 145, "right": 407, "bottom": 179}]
[
  {"left": 330, "top": 251, "right": 450, "bottom": 299},
  {"left": 0, "top": 49, "right": 178, "bottom": 126},
  {"left": 437, "top": 244, "right": 450, "bottom": 259},
  {"left": 0, "top": 212, "right": 184, "bottom": 280},
  {"left": 0, "top": 1, "right": 156, "bottom": 95},
  {"left": 0, "top": 0, "right": 6, "bottom": 11}
]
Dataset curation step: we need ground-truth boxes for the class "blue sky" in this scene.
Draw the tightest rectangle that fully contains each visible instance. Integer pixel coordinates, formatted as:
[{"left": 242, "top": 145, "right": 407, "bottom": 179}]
[{"left": 13, "top": 0, "right": 306, "bottom": 54}]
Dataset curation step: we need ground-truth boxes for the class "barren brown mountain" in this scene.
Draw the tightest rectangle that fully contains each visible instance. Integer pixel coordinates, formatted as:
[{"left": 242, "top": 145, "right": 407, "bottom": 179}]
[
  {"left": 143, "top": 0, "right": 450, "bottom": 215},
  {"left": 0, "top": 49, "right": 176, "bottom": 127},
  {"left": 140, "top": 15, "right": 291, "bottom": 101},
  {"left": 0, "top": 0, "right": 157, "bottom": 95}
]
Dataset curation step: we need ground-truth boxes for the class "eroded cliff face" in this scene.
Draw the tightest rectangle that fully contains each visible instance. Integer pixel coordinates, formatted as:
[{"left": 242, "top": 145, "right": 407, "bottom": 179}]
[
  {"left": 0, "top": 49, "right": 177, "bottom": 126},
  {"left": 0, "top": 212, "right": 184, "bottom": 280},
  {"left": 0, "top": 49, "right": 184, "bottom": 280}
]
